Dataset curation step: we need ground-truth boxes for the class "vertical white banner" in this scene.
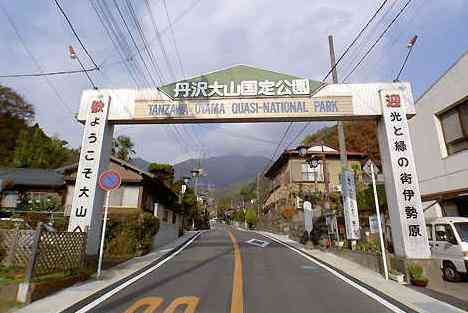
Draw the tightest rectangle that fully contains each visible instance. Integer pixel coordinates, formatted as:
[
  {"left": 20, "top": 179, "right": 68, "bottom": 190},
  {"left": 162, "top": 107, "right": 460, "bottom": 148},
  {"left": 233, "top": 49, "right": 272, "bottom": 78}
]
[
  {"left": 68, "top": 95, "right": 114, "bottom": 254},
  {"left": 303, "top": 201, "right": 313, "bottom": 233},
  {"left": 342, "top": 169, "right": 360, "bottom": 240},
  {"left": 378, "top": 90, "right": 430, "bottom": 258}
]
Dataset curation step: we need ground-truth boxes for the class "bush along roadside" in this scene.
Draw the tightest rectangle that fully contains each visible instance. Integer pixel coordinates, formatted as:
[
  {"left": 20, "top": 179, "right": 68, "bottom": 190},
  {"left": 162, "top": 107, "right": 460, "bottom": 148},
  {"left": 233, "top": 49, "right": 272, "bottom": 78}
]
[{"left": 104, "top": 212, "right": 160, "bottom": 258}]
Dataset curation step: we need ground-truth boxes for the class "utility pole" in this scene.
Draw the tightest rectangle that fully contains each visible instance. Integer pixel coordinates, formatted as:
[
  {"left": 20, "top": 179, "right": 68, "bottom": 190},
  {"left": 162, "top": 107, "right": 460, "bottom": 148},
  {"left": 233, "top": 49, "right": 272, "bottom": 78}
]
[
  {"left": 328, "top": 35, "right": 348, "bottom": 168},
  {"left": 328, "top": 35, "right": 346, "bottom": 244},
  {"left": 256, "top": 173, "right": 260, "bottom": 218}
]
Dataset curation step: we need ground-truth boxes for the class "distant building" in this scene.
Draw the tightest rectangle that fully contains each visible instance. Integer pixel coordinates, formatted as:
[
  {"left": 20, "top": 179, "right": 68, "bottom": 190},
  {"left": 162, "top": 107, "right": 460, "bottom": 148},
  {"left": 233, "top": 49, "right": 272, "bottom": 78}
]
[
  {"left": 409, "top": 51, "right": 468, "bottom": 219},
  {"left": 262, "top": 144, "right": 366, "bottom": 213},
  {"left": 60, "top": 157, "right": 178, "bottom": 218},
  {"left": 0, "top": 168, "right": 65, "bottom": 211}
]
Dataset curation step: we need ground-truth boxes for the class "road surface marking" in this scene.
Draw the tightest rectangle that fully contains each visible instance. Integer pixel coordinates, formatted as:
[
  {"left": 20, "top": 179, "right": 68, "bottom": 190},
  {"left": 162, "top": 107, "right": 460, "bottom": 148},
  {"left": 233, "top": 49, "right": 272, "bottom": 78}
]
[
  {"left": 246, "top": 238, "right": 270, "bottom": 247},
  {"left": 162, "top": 296, "right": 200, "bottom": 313},
  {"left": 260, "top": 233, "right": 407, "bottom": 313},
  {"left": 124, "top": 296, "right": 200, "bottom": 313},
  {"left": 74, "top": 232, "right": 202, "bottom": 313},
  {"left": 227, "top": 231, "right": 244, "bottom": 313},
  {"left": 124, "top": 297, "right": 163, "bottom": 313}
]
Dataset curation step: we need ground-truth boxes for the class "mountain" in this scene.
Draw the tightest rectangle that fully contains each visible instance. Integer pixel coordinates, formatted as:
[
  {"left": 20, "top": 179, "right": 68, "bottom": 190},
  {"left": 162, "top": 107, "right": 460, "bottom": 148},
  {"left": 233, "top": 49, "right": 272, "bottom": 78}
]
[
  {"left": 173, "top": 155, "right": 269, "bottom": 188},
  {"left": 129, "top": 157, "right": 151, "bottom": 171}
]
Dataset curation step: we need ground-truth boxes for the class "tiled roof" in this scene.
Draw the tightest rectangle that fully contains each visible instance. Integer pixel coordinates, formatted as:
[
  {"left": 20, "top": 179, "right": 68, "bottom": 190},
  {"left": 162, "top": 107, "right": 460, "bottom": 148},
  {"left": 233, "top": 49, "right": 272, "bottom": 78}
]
[{"left": 0, "top": 168, "right": 64, "bottom": 187}]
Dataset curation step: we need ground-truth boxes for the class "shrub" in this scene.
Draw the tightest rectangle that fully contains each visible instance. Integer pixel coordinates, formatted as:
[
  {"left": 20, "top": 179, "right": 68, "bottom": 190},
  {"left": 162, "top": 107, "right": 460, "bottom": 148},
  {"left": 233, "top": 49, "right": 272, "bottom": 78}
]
[
  {"left": 245, "top": 208, "right": 257, "bottom": 228},
  {"left": 408, "top": 263, "right": 425, "bottom": 280},
  {"left": 105, "top": 212, "right": 160, "bottom": 257},
  {"left": 356, "top": 239, "right": 381, "bottom": 255},
  {"left": 281, "top": 207, "right": 296, "bottom": 221}
]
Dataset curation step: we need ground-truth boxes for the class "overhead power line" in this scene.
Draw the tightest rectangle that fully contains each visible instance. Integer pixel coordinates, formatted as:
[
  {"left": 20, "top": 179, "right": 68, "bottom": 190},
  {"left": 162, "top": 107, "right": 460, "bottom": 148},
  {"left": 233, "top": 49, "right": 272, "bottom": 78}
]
[
  {"left": 52, "top": 0, "right": 99, "bottom": 69},
  {"left": 271, "top": 0, "right": 393, "bottom": 156},
  {"left": 0, "top": 3, "right": 75, "bottom": 116},
  {"left": 262, "top": 122, "right": 294, "bottom": 173},
  {"left": 162, "top": 0, "right": 186, "bottom": 79},
  {"left": 0, "top": 67, "right": 98, "bottom": 78},
  {"left": 342, "top": 0, "right": 414, "bottom": 82},
  {"left": 113, "top": 0, "right": 159, "bottom": 87},
  {"left": 144, "top": 0, "right": 177, "bottom": 81},
  {"left": 322, "top": 0, "right": 389, "bottom": 82}
]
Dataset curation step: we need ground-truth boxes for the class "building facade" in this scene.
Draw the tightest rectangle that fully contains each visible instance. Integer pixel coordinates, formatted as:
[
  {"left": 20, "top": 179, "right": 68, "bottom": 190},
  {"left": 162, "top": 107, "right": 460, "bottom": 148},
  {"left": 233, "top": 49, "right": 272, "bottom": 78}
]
[
  {"left": 409, "top": 51, "right": 468, "bottom": 219},
  {"left": 263, "top": 145, "right": 366, "bottom": 214}
]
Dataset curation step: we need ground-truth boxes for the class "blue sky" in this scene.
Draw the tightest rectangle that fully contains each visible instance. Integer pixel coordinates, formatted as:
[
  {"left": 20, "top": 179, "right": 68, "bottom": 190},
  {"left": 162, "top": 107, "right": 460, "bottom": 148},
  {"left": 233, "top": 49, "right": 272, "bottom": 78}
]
[{"left": 0, "top": 0, "right": 467, "bottom": 164}]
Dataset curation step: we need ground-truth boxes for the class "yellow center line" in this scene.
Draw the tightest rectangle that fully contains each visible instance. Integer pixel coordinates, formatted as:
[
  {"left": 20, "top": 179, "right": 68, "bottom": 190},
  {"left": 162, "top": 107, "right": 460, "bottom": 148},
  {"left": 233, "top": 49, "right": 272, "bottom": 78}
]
[{"left": 227, "top": 230, "right": 244, "bottom": 313}]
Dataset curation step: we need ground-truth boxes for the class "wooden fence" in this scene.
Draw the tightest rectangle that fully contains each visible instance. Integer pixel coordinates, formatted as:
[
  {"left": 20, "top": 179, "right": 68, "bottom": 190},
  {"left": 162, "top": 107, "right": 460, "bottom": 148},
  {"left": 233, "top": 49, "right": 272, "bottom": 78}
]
[
  {"left": 0, "top": 224, "right": 87, "bottom": 278},
  {"left": 0, "top": 228, "right": 35, "bottom": 267}
]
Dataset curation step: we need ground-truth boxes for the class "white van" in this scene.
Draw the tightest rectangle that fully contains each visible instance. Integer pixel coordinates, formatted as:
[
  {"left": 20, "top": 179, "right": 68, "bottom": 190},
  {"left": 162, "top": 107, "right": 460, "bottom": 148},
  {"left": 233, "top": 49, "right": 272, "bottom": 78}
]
[{"left": 426, "top": 217, "right": 468, "bottom": 282}]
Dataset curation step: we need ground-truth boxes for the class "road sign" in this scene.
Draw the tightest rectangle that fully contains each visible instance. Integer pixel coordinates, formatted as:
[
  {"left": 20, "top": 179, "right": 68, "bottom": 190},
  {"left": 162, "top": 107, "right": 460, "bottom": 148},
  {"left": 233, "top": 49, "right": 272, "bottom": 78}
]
[{"left": 98, "top": 170, "right": 121, "bottom": 191}]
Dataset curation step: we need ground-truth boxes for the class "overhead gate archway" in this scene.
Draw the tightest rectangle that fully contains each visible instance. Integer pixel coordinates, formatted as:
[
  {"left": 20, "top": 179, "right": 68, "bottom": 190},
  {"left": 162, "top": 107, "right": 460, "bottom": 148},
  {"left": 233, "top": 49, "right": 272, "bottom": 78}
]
[{"left": 69, "top": 65, "right": 430, "bottom": 260}]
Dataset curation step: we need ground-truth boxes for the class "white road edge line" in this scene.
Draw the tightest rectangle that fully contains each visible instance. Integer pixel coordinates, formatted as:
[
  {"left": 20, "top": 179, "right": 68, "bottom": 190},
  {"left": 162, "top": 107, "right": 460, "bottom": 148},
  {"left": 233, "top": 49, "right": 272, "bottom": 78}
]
[
  {"left": 259, "top": 232, "right": 407, "bottom": 313},
  {"left": 75, "top": 232, "right": 202, "bottom": 313}
]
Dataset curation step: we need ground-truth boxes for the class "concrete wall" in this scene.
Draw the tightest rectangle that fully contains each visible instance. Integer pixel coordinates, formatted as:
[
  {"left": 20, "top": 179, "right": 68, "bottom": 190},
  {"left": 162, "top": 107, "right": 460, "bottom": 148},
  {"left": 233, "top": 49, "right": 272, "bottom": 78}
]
[
  {"left": 409, "top": 52, "right": 468, "bottom": 197},
  {"left": 153, "top": 210, "right": 180, "bottom": 248}
]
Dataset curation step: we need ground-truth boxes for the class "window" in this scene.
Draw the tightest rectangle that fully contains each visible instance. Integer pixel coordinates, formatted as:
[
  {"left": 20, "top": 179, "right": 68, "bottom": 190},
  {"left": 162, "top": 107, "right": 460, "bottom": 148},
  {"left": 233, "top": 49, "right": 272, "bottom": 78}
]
[
  {"left": 454, "top": 222, "right": 468, "bottom": 243},
  {"left": 435, "top": 224, "right": 457, "bottom": 244},
  {"left": 426, "top": 224, "right": 433, "bottom": 241},
  {"left": 301, "top": 163, "right": 323, "bottom": 181},
  {"left": 172, "top": 212, "right": 177, "bottom": 224},
  {"left": 439, "top": 98, "right": 468, "bottom": 155},
  {"left": 109, "top": 188, "right": 124, "bottom": 207}
]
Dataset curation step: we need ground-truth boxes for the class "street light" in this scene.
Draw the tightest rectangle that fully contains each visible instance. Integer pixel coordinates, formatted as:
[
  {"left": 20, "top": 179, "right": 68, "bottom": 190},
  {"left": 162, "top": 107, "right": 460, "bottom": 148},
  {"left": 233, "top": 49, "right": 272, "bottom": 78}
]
[{"left": 296, "top": 144, "right": 308, "bottom": 158}]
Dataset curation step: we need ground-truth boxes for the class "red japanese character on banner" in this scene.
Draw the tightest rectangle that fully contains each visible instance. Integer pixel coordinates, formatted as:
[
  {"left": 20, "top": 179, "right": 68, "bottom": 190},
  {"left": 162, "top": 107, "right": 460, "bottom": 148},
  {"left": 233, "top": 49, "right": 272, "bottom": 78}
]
[
  {"left": 386, "top": 94, "right": 401, "bottom": 107},
  {"left": 91, "top": 100, "right": 104, "bottom": 113}
]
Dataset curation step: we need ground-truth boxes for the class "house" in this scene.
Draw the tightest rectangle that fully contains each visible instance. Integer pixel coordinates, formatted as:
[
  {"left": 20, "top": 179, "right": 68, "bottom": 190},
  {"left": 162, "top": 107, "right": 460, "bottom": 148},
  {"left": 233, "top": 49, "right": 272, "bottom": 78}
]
[
  {"left": 409, "top": 51, "right": 468, "bottom": 219},
  {"left": 60, "top": 156, "right": 178, "bottom": 213},
  {"left": 263, "top": 144, "right": 367, "bottom": 214},
  {"left": 0, "top": 168, "right": 65, "bottom": 212}
]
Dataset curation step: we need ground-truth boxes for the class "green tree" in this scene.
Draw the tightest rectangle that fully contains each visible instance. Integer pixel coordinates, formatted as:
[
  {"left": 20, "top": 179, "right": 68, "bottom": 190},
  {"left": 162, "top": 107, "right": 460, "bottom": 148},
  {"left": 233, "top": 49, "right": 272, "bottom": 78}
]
[
  {"left": 12, "top": 125, "right": 78, "bottom": 168},
  {"left": 148, "top": 163, "right": 175, "bottom": 186},
  {"left": 112, "top": 135, "right": 135, "bottom": 161},
  {"left": 0, "top": 85, "right": 35, "bottom": 166}
]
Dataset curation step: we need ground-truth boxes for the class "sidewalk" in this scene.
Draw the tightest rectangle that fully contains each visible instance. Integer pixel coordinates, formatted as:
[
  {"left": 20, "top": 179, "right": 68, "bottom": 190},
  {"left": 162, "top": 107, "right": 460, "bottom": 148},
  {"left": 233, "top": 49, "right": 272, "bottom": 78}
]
[
  {"left": 12, "top": 231, "right": 199, "bottom": 313},
  {"left": 256, "top": 230, "right": 467, "bottom": 313}
]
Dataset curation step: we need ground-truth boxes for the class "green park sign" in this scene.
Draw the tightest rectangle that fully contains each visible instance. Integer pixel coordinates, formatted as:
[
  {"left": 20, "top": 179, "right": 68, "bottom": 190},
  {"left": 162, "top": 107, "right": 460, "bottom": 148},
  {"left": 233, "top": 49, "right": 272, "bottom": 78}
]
[{"left": 158, "top": 64, "right": 324, "bottom": 100}]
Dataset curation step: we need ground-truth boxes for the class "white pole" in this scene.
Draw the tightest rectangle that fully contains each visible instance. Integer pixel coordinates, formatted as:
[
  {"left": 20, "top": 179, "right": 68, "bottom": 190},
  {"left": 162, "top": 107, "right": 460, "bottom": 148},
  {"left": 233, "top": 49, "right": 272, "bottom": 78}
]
[
  {"left": 97, "top": 190, "right": 110, "bottom": 280},
  {"left": 371, "top": 162, "right": 389, "bottom": 280}
]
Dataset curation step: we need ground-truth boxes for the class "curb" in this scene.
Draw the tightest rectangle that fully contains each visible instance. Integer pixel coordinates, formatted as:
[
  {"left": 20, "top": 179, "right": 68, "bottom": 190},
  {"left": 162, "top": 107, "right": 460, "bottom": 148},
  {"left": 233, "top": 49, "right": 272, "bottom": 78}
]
[{"left": 60, "top": 231, "right": 201, "bottom": 313}]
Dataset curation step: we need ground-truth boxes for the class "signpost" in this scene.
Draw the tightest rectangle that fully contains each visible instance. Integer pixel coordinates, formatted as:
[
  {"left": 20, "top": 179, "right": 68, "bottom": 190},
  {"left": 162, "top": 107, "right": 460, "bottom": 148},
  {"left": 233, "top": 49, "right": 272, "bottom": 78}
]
[
  {"left": 97, "top": 169, "right": 121, "bottom": 279},
  {"left": 303, "top": 201, "right": 313, "bottom": 234},
  {"left": 368, "top": 161, "right": 389, "bottom": 280},
  {"left": 341, "top": 170, "right": 360, "bottom": 240}
]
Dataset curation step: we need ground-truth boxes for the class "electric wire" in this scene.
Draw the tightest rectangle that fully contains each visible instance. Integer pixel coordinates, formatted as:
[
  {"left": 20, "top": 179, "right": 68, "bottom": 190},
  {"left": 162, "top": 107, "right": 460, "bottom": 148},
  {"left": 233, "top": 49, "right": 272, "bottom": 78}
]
[
  {"left": 0, "top": 67, "right": 98, "bottom": 78},
  {"left": 322, "top": 0, "right": 389, "bottom": 82},
  {"left": 342, "top": 0, "right": 414, "bottom": 82},
  {"left": 0, "top": 3, "right": 75, "bottom": 117},
  {"left": 52, "top": 0, "right": 99, "bottom": 69}
]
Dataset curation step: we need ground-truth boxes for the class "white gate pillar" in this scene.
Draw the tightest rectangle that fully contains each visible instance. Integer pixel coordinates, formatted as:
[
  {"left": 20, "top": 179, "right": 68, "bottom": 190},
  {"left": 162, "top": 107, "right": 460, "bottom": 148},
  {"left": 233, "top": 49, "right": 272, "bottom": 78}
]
[
  {"left": 376, "top": 89, "right": 430, "bottom": 259},
  {"left": 68, "top": 94, "right": 114, "bottom": 255}
]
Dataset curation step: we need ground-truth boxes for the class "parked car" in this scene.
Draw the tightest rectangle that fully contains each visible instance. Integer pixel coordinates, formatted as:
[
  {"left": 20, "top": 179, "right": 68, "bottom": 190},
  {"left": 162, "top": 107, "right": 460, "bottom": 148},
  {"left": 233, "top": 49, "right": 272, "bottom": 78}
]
[{"left": 426, "top": 217, "right": 468, "bottom": 282}]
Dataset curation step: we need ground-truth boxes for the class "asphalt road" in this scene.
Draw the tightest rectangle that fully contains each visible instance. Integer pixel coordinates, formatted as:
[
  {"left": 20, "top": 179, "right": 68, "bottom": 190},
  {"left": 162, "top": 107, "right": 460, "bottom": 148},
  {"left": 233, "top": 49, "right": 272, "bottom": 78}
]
[{"left": 68, "top": 225, "right": 406, "bottom": 313}]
